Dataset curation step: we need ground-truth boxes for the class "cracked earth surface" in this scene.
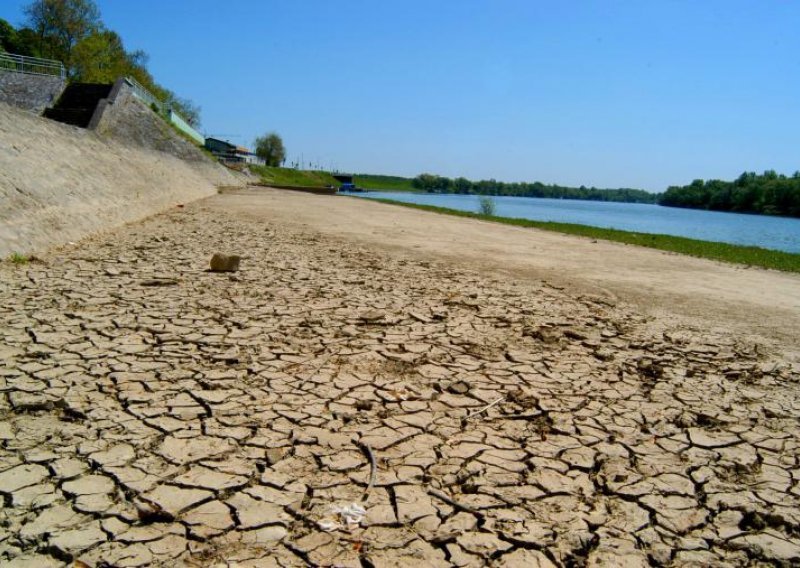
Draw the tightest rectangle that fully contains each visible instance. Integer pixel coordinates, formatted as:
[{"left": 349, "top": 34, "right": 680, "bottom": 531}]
[{"left": 1, "top": 192, "right": 799, "bottom": 567}]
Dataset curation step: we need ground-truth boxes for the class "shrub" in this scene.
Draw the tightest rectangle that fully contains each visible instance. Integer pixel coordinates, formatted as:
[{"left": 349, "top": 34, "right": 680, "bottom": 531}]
[{"left": 478, "top": 196, "right": 496, "bottom": 216}]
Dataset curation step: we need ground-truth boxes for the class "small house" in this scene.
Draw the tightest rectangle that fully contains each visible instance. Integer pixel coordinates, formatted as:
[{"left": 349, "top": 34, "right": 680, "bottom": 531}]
[{"left": 204, "top": 137, "right": 265, "bottom": 165}]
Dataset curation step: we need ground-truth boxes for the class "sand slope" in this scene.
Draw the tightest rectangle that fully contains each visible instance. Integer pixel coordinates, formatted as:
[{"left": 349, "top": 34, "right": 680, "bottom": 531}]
[{"left": 0, "top": 102, "right": 239, "bottom": 257}]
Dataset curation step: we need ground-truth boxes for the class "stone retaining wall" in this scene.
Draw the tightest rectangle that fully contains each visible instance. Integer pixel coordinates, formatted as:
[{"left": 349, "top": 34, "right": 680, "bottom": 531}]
[{"left": 0, "top": 71, "right": 65, "bottom": 114}]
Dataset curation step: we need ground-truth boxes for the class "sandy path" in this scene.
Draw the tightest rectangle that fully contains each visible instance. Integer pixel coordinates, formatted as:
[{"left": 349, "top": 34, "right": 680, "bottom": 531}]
[
  {"left": 214, "top": 188, "right": 800, "bottom": 358},
  {"left": 0, "top": 189, "right": 798, "bottom": 566}
]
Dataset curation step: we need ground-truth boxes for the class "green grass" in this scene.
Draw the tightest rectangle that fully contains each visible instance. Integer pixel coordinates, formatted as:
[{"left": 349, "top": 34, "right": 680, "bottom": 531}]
[
  {"left": 7, "top": 252, "right": 29, "bottom": 265},
  {"left": 366, "top": 198, "right": 800, "bottom": 273},
  {"left": 251, "top": 166, "right": 339, "bottom": 188},
  {"left": 353, "top": 174, "right": 416, "bottom": 191}
]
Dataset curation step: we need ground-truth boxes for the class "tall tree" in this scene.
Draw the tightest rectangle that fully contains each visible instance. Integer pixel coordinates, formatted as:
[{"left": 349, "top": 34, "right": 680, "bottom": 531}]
[
  {"left": 255, "top": 133, "right": 286, "bottom": 167},
  {"left": 70, "top": 29, "right": 128, "bottom": 82},
  {"left": 0, "top": 17, "right": 41, "bottom": 56},
  {"left": 24, "top": 0, "right": 100, "bottom": 68}
]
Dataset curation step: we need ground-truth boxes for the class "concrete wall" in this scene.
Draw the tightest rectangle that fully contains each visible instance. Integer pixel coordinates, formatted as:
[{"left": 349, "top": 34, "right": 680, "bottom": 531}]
[
  {"left": 90, "top": 79, "right": 209, "bottom": 163},
  {"left": 0, "top": 101, "right": 244, "bottom": 257},
  {"left": 0, "top": 71, "right": 65, "bottom": 114}
]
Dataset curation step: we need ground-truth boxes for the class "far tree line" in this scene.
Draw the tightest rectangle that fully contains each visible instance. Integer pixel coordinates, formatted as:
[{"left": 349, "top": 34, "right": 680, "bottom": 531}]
[
  {"left": 411, "top": 173, "right": 658, "bottom": 203},
  {"left": 660, "top": 171, "right": 800, "bottom": 218},
  {"left": 1, "top": 0, "right": 200, "bottom": 127},
  {"left": 410, "top": 171, "right": 800, "bottom": 217}
]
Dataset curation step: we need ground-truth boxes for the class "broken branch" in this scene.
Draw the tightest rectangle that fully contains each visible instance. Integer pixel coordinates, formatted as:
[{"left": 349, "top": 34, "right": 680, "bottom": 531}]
[
  {"left": 427, "top": 488, "right": 480, "bottom": 514},
  {"left": 466, "top": 396, "right": 505, "bottom": 420}
]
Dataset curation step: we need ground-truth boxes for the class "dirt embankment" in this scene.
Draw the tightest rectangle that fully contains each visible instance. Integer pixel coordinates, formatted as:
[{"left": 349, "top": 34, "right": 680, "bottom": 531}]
[{"left": 0, "top": 102, "right": 241, "bottom": 257}]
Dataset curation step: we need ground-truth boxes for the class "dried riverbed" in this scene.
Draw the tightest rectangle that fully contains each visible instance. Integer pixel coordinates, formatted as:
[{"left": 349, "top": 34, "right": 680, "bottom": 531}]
[{"left": 1, "top": 192, "right": 799, "bottom": 566}]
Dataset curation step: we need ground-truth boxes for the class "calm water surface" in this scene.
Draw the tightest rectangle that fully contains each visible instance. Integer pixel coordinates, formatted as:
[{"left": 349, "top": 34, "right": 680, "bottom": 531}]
[{"left": 354, "top": 192, "right": 800, "bottom": 253}]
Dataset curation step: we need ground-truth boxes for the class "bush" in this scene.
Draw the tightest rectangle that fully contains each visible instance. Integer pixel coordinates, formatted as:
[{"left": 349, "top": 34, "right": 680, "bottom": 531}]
[{"left": 478, "top": 196, "right": 496, "bottom": 216}]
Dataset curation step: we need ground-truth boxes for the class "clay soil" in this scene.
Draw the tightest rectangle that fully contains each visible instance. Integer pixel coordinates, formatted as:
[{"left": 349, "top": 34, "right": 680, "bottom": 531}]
[{"left": 1, "top": 187, "right": 798, "bottom": 567}]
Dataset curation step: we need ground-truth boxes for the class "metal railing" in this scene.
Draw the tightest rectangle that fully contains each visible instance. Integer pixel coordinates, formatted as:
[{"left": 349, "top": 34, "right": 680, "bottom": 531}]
[
  {"left": 124, "top": 76, "right": 164, "bottom": 112},
  {"left": 0, "top": 52, "right": 66, "bottom": 79},
  {"left": 123, "top": 76, "right": 205, "bottom": 144}
]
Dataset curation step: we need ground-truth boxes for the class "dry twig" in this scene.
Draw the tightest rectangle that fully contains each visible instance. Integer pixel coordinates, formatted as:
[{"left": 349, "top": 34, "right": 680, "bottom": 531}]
[
  {"left": 357, "top": 440, "right": 377, "bottom": 501},
  {"left": 466, "top": 396, "right": 505, "bottom": 420},
  {"left": 427, "top": 488, "right": 480, "bottom": 514}
]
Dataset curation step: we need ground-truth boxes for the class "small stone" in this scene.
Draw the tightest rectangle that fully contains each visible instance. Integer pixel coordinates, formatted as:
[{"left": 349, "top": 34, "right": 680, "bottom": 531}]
[
  {"left": 593, "top": 348, "right": 615, "bottom": 362},
  {"left": 209, "top": 253, "right": 241, "bottom": 272},
  {"left": 355, "top": 400, "right": 373, "bottom": 411},
  {"left": 525, "top": 327, "right": 560, "bottom": 344},
  {"left": 447, "top": 381, "right": 470, "bottom": 395}
]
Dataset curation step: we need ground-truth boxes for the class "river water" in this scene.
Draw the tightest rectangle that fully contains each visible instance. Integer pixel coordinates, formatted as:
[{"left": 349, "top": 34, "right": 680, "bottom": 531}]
[{"left": 353, "top": 192, "right": 800, "bottom": 253}]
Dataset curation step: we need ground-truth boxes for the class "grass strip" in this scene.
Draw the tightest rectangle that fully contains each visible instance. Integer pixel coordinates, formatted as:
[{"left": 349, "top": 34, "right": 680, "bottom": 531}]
[
  {"left": 251, "top": 166, "right": 339, "bottom": 188},
  {"left": 354, "top": 174, "right": 416, "bottom": 191},
  {"left": 366, "top": 198, "right": 800, "bottom": 273}
]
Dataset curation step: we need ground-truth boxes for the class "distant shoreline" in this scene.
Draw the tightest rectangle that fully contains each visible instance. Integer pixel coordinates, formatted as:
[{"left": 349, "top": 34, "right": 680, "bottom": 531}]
[{"left": 355, "top": 196, "right": 800, "bottom": 273}]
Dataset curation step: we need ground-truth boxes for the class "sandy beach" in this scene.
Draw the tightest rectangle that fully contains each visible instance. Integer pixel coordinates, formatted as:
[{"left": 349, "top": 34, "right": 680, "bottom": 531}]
[{"left": 1, "top": 187, "right": 798, "bottom": 566}]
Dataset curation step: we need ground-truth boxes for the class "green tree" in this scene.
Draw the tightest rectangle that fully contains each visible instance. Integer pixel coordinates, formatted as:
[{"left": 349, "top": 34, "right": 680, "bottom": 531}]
[
  {"left": 454, "top": 176, "right": 472, "bottom": 193},
  {"left": 0, "top": 18, "right": 41, "bottom": 56},
  {"left": 255, "top": 133, "right": 286, "bottom": 166},
  {"left": 659, "top": 171, "right": 800, "bottom": 217},
  {"left": 70, "top": 29, "right": 128, "bottom": 82},
  {"left": 24, "top": 0, "right": 101, "bottom": 68},
  {"left": 0, "top": 18, "right": 16, "bottom": 52},
  {"left": 12, "top": 27, "right": 43, "bottom": 56}
]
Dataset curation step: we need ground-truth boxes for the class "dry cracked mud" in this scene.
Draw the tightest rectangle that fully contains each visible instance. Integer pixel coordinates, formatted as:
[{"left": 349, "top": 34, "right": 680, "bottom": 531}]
[{"left": 1, "top": 193, "right": 799, "bottom": 567}]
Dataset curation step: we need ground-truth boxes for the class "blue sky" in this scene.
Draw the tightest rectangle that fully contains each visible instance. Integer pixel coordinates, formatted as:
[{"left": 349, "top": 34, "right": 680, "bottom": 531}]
[{"left": 4, "top": 1, "right": 799, "bottom": 190}]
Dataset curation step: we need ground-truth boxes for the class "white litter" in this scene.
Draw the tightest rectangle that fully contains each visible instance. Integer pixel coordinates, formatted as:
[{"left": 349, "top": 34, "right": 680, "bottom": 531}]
[
  {"left": 319, "top": 502, "right": 367, "bottom": 531},
  {"left": 318, "top": 519, "right": 340, "bottom": 532}
]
